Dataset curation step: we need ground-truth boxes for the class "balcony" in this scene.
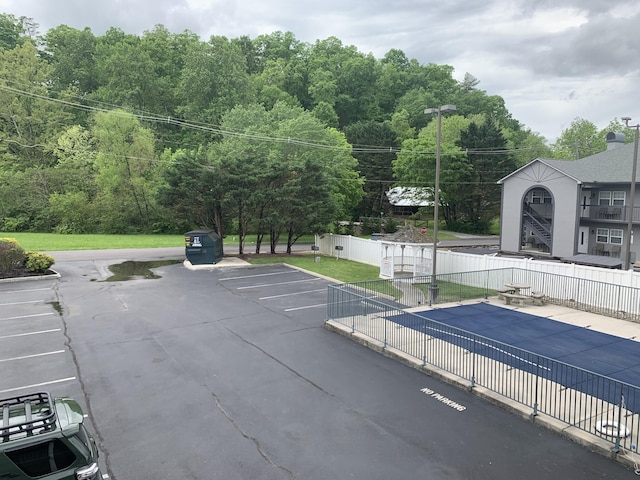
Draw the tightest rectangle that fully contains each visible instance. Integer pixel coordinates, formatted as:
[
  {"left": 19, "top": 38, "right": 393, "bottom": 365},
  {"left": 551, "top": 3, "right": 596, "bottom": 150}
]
[
  {"left": 581, "top": 205, "right": 640, "bottom": 222},
  {"left": 592, "top": 243, "right": 622, "bottom": 258}
]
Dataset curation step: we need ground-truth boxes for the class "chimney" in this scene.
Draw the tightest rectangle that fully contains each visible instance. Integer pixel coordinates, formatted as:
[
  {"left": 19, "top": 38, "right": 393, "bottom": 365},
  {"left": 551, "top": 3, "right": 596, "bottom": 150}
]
[{"left": 606, "top": 132, "right": 626, "bottom": 150}]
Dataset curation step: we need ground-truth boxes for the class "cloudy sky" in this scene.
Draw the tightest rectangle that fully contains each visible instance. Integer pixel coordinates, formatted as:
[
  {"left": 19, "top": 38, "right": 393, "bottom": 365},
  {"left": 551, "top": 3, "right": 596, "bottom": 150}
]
[{"left": 2, "top": 0, "right": 640, "bottom": 142}]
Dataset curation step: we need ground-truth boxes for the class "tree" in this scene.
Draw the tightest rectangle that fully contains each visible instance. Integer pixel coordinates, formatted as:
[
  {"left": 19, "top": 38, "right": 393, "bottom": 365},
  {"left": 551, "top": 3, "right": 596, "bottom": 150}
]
[
  {"left": 551, "top": 118, "right": 604, "bottom": 159},
  {"left": 0, "top": 13, "right": 30, "bottom": 50},
  {"left": 91, "top": 111, "right": 161, "bottom": 232},
  {"left": 454, "top": 121, "right": 517, "bottom": 232},
  {"left": 156, "top": 148, "right": 222, "bottom": 235},
  {"left": 0, "top": 42, "right": 72, "bottom": 170},
  {"left": 393, "top": 115, "right": 468, "bottom": 226},
  {"left": 40, "top": 25, "right": 98, "bottom": 95},
  {"left": 176, "top": 36, "right": 253, "bottom": 144},
  {"left": 344, "top": 121, "right": 398, "bottom": 219},
  {"left": 207, "top": 101, "right": 363, "bottom": 254},
  {"left": 48, "top": 125, "right": 98, "bottom": 232}
]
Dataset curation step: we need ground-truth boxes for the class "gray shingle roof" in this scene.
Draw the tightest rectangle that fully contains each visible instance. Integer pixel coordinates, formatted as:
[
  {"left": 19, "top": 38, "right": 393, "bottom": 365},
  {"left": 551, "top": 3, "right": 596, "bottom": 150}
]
[{"left": 538, "top": 142, "right": 637, "bottom": 183}]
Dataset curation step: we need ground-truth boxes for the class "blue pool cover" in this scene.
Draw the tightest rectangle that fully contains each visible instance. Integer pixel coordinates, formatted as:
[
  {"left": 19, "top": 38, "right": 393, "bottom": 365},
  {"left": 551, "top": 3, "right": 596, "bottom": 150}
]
[{"left": 389, "top": 302, "right": 640, "bottom": 410}]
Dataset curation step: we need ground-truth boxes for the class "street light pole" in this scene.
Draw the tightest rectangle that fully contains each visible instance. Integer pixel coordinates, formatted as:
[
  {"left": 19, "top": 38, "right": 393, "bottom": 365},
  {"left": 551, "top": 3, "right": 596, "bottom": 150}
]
[
  {"left": 622, "top": 117, "right": 639, "bottom": 269},
  {"left": 424, "top": 105, "right": 456, "bottom": 303}
]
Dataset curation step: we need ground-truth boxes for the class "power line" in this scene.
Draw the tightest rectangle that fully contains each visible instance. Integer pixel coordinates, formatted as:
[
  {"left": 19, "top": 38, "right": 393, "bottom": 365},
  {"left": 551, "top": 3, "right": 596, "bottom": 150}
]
[{"left": 0, "top": 82, "right": 545, "bottom": 158}]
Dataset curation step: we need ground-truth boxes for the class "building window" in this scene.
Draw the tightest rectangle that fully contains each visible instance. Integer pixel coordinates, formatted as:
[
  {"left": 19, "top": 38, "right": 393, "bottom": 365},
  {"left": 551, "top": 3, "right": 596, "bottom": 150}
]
[
  {"left": 599, "top": 191, "right": 625, "bottom": 206},
  {"left": 531, "top": 189, "right": 552, "bottom": 204},
  {"left": 596, "top": 228, "right": 609, "bottom": 243},
  {"left": 613, "top": 191, "right": 626, "bottom": 206},
  {"left": 611, "top": 229, "right": 623, "bottom": 244}
]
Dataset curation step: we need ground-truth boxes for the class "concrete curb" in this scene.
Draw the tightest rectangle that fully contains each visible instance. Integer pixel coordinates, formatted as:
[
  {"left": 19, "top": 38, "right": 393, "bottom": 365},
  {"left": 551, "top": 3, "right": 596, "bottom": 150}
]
[{"left": 0, "top": 269, "right": 61, "bottom": 284}]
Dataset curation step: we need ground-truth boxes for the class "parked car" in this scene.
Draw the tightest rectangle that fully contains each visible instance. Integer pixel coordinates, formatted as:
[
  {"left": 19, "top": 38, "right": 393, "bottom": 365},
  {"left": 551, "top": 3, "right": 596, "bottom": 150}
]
[{"left": 0, "top": 392, "right": 101, "bottom": 479}]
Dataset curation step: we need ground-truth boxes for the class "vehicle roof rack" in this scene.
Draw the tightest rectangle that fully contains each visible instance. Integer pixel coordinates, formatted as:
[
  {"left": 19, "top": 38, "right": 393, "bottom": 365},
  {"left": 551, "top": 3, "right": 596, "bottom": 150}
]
[{"left": 1, "top": 392, "right": 57, "bottom": 443}]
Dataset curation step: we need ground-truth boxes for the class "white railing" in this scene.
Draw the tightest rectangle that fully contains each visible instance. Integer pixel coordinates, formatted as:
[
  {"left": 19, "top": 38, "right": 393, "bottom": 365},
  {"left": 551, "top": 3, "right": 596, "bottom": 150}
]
[{"left": 314, "top": 234, "right": 640, "bottom": 289}]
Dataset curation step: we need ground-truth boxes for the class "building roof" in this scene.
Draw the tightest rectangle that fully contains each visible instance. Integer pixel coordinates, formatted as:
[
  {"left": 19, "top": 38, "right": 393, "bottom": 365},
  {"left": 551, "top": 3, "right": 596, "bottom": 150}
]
[
  {"left": 499, "top": 142, "right": 638, "bottom": 185},
  {"left": 386, "top": 187, "right": 432, "bottom": 207}
]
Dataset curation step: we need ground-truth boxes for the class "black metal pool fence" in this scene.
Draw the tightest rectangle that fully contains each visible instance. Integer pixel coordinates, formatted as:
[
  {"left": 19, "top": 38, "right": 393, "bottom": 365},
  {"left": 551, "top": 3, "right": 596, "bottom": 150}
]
[{"left": 326, "top": 267, "right": 640, "bottom": 457}]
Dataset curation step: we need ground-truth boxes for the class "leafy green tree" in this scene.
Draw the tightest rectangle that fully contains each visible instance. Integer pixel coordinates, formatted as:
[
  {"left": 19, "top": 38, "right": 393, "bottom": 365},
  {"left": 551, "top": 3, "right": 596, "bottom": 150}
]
[
  {"left": 46, "top": 125, "right": 98, "bottom": 232},
  {"left": 176, "top": 36, "right": 253, "bottom": 144},
  {"left": 344, "top": 121, "right": 398, "bottom": 218},
  {"left": 394, "top": 115, "right": 468, "bottom": 226},
  {"left": 208, "top": 101, "right": 362, "bottom": 253},
  {"left": 0, "top": 13, "right": 30, "bottom": 50},
  {"left": 453, "top": 121, "right": 517, "bottom": 232},
  {"left": 551, "top": 117, "right": 604, "bottom": 159},
  {"left": 156, "top": 148, "right": 223, "bottom": 235},
  {"left": 40, "top": 25, "right": 97, "bottom": 95},
  {"left": 91, "top": 111, "right": 162, "bottom": 232},
  {"left": 0, "top": 42, "right": 71, "bottom": 169}
]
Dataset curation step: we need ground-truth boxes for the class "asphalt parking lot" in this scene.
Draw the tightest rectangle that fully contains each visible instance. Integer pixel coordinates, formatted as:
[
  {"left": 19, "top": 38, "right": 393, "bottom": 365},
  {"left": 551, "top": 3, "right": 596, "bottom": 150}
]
[{"left": 1, "top": 252, "right": 633, "bottom": 479}]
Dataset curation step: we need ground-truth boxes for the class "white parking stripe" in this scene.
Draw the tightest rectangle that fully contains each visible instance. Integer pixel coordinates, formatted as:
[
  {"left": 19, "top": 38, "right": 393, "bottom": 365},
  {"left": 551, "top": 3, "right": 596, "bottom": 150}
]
[
  {"left": 0, "top": 350, "right": 65, "bottom": 364},
  {"left": 0, "top": 287, "right": 51, "bottom": 295},
  {"left": 219, "top": 271, "right": 293, "bottom": 281},
  {"left": 284, "top": 303, "right": 327, "bottom": 311},
  {"left": 0, "top": 329, "right": 61, "bottom": 340},
  {"left": 259, "top": 288, "right": 326, "bottom": 300},
  {"left": 237, "top": 278, "right": 318, "bottom": 290},
  {"left": 0, "top": 312, "right": 54, "bottom": 322},
  {"left": 0, "top": 377, "right": 77, "bottom": 394},
  {"left": 0, "top": 300, "right": 42, "bottom": 306}
]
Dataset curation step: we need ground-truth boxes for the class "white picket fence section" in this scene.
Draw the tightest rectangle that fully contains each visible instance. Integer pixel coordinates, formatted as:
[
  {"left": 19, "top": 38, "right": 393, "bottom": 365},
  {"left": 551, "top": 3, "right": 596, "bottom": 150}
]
[{"left": 314, "top": 234, "right": 640, "bottom": 289}]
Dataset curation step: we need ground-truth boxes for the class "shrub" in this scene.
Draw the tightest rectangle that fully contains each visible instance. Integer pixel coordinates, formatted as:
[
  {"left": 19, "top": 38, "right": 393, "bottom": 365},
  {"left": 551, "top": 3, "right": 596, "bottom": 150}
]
[
  {"left": 0, "top": 239, "right": 26, "bottom": 276},
  {"left": 25, "top": 251, "right": 55, "bottom": 273},
  {"left": 383, "top": 216, "right": 398, "bottom": 234}
]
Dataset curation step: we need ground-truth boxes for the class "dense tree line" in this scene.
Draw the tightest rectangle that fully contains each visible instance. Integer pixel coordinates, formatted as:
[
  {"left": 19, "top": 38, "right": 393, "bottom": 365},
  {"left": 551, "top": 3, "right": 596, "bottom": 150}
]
[{"left": 0, "top": 12, "right": 582, "bottom": 242}]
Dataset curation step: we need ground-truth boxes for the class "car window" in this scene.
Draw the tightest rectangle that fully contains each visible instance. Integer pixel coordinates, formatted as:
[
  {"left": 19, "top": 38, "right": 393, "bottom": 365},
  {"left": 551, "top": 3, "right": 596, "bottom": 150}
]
[{"left": 5, "top": 439, "right": 76, "bottom": 477}]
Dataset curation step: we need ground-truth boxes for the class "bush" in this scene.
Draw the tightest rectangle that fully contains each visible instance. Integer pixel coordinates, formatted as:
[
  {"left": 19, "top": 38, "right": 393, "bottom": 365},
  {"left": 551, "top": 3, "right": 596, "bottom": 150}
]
[
  {"left": 25, "top": 251, "right": 55, "bottom": 273},
  {"left": 382, "top": 216, "right": 398, "bottom": 234},
  {"left": 0, "top": 239, "right": 26, "bottom": 276}
]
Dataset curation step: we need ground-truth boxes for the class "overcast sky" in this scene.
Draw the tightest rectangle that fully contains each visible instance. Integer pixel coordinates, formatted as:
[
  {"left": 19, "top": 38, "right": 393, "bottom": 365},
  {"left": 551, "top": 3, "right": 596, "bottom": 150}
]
[{"left": 2, "top": 0, "right": 640, "bottom": 143}]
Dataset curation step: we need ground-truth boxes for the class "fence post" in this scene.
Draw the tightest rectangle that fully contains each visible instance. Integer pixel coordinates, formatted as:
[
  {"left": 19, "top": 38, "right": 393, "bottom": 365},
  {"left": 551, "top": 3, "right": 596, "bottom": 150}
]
[
  {"left": 531, "top": 356, "right": 540, "bottom": 420},
  {"left": 383, "top": 315, "right": 387, "bottom": 350},
  {"left": 612, "top": 391, "right": 625, "bottom": 456},
  {"left": 468, "top": 337, "right": 476, "bottom": 391}
]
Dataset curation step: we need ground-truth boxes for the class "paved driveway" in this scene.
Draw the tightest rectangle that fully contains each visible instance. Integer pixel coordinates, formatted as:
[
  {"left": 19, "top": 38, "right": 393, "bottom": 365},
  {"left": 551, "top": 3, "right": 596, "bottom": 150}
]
[{"left": 1, "top": 251, "right": 632, "bottom": 479}]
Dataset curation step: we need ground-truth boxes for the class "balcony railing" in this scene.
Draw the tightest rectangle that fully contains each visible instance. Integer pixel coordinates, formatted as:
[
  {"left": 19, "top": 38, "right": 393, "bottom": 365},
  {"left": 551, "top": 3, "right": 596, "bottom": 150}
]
[{"left": 582, "top": 205, "right": 640, "bottom": 222}]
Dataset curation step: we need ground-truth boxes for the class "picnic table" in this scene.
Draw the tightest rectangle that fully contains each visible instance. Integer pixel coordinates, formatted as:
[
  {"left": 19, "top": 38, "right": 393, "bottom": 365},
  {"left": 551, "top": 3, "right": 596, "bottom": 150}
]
[{"left": 498, "top": 283, "right": 545, "bottom": 306}]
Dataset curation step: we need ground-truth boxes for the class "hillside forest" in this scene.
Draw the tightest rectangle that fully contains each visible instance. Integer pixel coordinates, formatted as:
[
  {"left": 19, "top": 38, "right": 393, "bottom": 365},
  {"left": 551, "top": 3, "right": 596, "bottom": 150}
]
[{"left": 0, "top": 14, "right": 634, "bottom": 252}]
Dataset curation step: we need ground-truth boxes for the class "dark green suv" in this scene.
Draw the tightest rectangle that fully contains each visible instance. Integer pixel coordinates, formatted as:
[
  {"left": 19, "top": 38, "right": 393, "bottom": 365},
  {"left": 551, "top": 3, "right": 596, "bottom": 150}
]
[{"left": 0, "top": 392, "right": 101, "bottom": 480}]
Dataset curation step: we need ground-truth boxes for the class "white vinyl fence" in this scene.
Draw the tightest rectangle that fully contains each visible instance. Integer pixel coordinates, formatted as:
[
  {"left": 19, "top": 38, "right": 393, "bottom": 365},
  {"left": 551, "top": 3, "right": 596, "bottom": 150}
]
[{"left": 314, "top": 234, "right": 640, "bottom": 290}]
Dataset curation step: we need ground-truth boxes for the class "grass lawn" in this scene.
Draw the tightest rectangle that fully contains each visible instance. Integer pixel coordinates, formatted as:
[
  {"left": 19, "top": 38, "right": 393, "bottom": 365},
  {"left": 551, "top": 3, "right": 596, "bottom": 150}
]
[
  {"left": 247, "top": 253, "right": 380, "bottom": 283},
  {"left": 0, "top": 233, "right": 315, "bottom": 252},
  {"left": 412, "top": 280, "right": 488, "bottom": 302},
  {"left": 247, "top": 253, "right": 403, "bottom": 297}
]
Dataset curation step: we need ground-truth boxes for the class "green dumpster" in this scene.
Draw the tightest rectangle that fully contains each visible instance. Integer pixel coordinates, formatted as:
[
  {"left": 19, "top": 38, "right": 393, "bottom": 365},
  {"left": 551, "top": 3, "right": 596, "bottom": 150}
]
[{"left": 184, "top": 230, "right": 223, "bottom": 265}]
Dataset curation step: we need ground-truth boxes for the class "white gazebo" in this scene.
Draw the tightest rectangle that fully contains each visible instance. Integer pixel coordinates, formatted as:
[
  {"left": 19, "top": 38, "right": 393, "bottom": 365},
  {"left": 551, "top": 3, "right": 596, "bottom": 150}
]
[{"left": 379, "top": 241, "right": 434, "bottom": 279}]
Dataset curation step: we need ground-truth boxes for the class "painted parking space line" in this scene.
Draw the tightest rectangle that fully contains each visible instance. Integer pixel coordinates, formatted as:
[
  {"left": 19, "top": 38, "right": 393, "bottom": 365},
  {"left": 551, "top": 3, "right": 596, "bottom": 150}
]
[
  {"left": 284, "top": 303, "right": 327, "bottom": 312},
  {"left": 219, "top": 271, "right": 294, "bottom": 281},
  {"left": 0, "top": 377, "right": 77, "bottom": 395},
  {"left": 0, "top": 287, "right": 51, "bottom": 295},
  {"left": 0, "top": 328, "right": 61, "bottom": 340},
  {"left": 0, "top": 312, "right": 54, "bottom": 322},
  {"left": 237, "top": 278, "right": 319, "bottom": 290},
  {"left": 0, "top": 350, "right": 65, "bottom": 364},
  {"left": 0, "top": 300, "right": 43, "bottom": 307},
  {"left": 259, "top": 288, "right": 326, "bottom": 300}
]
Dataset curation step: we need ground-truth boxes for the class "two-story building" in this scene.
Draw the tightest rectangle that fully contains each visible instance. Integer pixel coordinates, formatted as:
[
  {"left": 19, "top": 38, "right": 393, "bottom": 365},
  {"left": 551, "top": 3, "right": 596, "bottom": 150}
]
[{"left": 497, "top": 133, "right": 638, "bottom": 269}]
